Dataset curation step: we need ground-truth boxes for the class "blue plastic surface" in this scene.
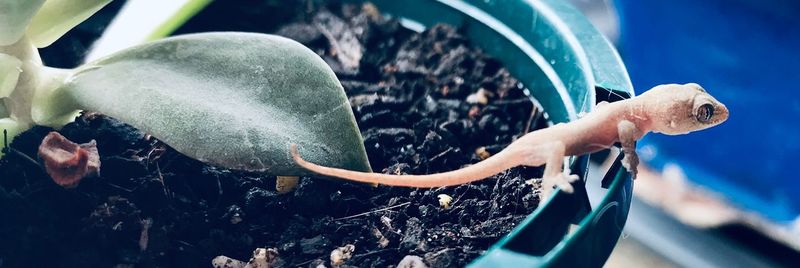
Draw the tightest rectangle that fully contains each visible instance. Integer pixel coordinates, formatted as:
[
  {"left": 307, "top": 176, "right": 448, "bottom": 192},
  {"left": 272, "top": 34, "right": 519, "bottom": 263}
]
[{"left": 615, "top": 0, "right": 800, "bottom": 222}]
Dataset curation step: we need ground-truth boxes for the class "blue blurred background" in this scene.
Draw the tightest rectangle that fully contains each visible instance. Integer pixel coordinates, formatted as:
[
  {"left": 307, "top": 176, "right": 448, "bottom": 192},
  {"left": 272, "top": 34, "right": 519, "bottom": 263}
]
[{"left": 615, "top": 0, "right": 800, "bottom": 223}]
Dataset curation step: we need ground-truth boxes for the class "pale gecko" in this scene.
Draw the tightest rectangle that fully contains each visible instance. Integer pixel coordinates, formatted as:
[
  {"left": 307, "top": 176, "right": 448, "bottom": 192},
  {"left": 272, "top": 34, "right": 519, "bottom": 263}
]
[{"left": 291, "top": 83, "right": 729, "bottom": 199}]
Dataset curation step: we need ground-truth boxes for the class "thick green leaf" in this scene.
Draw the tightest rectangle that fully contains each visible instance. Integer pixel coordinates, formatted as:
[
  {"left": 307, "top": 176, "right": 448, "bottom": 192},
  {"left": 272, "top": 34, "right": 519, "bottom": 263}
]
[
  {"left": 27, "top": 0, "right": 112, "bottom": 48},
  {"left": 60, "top": 32, "right": 371, "bottom": 174},
  {"left": 0, "top": 0, "right": 46, "bottom": 45}
]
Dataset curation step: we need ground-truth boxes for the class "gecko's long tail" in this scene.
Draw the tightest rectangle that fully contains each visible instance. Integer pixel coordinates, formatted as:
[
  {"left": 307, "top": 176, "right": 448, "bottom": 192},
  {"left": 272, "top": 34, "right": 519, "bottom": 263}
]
[{"left": 290, "top": 144, "right": 518, "bottom": 188}]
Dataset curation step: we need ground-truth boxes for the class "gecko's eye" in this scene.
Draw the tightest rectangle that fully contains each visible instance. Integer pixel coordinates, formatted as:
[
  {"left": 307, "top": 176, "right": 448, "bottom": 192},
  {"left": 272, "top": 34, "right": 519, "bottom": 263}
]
[{"left": 696, "top": 103, "right": 714, "bottom": 123}]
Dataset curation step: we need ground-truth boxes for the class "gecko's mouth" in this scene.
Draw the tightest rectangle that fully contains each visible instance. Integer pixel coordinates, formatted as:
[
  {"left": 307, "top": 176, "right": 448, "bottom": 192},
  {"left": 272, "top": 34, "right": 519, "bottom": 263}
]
[{"left": 713, "top": 103, "right": 730, "bottom": 124}]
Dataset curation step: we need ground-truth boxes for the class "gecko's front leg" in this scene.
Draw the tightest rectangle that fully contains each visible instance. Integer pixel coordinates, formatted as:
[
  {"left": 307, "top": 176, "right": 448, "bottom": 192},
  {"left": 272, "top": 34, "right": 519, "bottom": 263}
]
[
  {"left": 618, "top": 120, "right": 642, "bottom": 179},
  {"left": 517, "top": 141, "right": 579, "bottom": 200}
]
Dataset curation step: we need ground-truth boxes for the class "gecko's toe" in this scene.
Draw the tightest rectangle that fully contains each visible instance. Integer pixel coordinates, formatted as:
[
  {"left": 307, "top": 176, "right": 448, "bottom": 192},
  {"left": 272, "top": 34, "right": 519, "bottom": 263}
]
[
  {"left": 528, "top": 173, "right": 580, "bottom": 201},
  {"left": 567, "top": 174, "right": 579, "bottom": 183},
  {"left": 541, "top": 173, "right": 579, "bottom": 195},
  {"left": 558, "top": 185, "right": 575, "bottom": 193}
]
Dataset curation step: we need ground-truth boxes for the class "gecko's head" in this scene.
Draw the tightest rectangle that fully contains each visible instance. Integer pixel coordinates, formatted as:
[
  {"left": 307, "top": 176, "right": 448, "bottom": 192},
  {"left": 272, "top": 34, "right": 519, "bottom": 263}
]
[{"left": 642, "top": 83, "right": 729, "bottom": 135}]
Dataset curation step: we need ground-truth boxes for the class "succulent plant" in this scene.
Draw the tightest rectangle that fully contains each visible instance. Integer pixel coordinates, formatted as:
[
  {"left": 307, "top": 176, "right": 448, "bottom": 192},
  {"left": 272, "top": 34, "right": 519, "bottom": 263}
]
[{"left": 0, "top": 0, "right": 371, "bottom": 175}]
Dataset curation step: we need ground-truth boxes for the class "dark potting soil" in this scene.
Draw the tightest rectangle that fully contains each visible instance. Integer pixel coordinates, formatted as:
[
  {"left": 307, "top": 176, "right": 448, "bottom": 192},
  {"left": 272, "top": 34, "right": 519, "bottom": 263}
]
[{"left": 0, "top": 2, "right": 550, "bottom": 267}]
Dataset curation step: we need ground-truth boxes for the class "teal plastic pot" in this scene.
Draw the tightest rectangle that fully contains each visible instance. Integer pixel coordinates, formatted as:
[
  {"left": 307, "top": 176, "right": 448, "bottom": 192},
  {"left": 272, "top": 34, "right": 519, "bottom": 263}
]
[
  {"left": 365, "top": 1, "right": 635, "bottom": 266},
  {"left": 158, "top": 0, "right": 635, "bottom": 266}
]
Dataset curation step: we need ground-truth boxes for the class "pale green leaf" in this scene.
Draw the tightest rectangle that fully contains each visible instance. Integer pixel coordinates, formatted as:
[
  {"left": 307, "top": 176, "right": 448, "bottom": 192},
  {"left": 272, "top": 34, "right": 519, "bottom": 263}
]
[
  {"left": 59, "top": 32, "right": 371, "bottom": 174},
  {"left": 31, "top": 66, "right": 76, "bottom": 127},
  {"left": 0, "top": 53, "right": 22, "bottom": 98},
  {"left": 0, "top": 0, "right": 46, "bottom": 46},
  {"left": 27, "top": 0, "right": 112, "bottom": 48}
]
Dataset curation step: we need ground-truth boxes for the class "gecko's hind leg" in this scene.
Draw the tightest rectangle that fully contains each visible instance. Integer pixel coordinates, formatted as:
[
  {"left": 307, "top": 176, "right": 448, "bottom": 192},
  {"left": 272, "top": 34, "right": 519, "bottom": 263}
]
[
  {"left": 517, "top": 141, "right": 579, "bottom": 200},
  {"left": 618, "top": 120, "right": 642, "bottom": 180}
]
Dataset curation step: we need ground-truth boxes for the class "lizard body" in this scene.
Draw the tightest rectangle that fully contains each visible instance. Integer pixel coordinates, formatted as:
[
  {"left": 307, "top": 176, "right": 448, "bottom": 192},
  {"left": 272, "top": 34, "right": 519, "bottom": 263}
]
[{"left": 291, "top": 83, "right": 729, "bottom": 198}]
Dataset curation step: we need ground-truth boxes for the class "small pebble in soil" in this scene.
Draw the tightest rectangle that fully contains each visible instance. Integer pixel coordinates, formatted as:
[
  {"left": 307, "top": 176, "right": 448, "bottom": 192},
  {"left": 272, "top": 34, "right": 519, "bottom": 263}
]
[
  {"left": 397, "top": 255, "right": 428, "bottom": 268},
  {"left": 330, "top": 244, "right": 355, "bottom": 268},
  {"left": 437, "top": 194, "right": 454, "bottom": 209}
]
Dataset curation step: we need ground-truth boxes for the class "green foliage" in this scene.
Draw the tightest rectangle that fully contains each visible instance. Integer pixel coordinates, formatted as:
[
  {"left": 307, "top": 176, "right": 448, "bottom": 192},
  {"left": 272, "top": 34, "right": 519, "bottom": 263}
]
[
  {"left": 0, "top": 1, "right": 372, "bottom": 175},
  {"left": 0, "top": 0, "right": 46, "bottom": 45},
  {"left": 27, "top": 0, "right": 112, "bottom": 47},
  {"left": 59, "top": 33, "right": 371, "bottom": 174}
]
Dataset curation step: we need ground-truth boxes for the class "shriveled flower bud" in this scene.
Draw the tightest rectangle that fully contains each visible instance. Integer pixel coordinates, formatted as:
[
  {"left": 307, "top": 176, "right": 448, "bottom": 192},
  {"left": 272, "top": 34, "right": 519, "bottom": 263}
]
[{"left": 38, "top": 132, "right": 100, "bottom": 188}]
